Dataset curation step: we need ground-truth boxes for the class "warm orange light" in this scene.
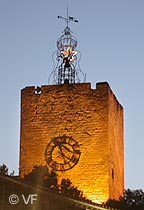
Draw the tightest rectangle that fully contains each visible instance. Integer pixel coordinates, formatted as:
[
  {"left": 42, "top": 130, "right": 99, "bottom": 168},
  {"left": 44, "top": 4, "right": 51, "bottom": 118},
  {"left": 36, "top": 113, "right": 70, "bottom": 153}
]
[
  {"left": 88, "top": 194, "right": 108, "bottom": 204},
  {"left": 61, "top": 46, "right": 77, "bottom": 62},
  {"left": 80, "top": 185, "right": 109, "bottom": 204}
]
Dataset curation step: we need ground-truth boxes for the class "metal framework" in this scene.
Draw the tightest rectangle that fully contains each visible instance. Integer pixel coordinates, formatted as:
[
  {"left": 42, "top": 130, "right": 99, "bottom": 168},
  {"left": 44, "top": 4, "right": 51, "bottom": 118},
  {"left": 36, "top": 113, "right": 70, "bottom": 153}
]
[{"left": 48, "top": 9, "right": 86, "bottom": 85}]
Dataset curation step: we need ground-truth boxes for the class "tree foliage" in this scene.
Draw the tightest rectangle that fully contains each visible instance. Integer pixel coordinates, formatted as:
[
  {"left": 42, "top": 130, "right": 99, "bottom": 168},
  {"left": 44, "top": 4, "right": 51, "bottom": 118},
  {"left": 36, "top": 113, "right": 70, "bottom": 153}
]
[
  {"left": 1, "top": 164, "right": 144, "bottom": 210},
  {"left": 107, "top": 189, "right": 144, "bottom": 210},
  {"left": 23, "top": 165, "right": 59, "bottom": 191},
  {"left": 23, "top": 165, "right": 84, "bottom": 199},
  {"left": 0, "top": 164, "right": 85, "bottom": 210},
  {"left": 60, "top": 178, "right": 84, "bottom": 199}
]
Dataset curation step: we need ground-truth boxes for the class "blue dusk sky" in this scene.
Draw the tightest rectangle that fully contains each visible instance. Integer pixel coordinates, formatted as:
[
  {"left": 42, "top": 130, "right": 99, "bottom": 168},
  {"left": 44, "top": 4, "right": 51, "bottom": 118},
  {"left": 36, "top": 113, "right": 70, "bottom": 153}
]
[{"left": 0, "top": 0, "right": 144, "bottom": 190}]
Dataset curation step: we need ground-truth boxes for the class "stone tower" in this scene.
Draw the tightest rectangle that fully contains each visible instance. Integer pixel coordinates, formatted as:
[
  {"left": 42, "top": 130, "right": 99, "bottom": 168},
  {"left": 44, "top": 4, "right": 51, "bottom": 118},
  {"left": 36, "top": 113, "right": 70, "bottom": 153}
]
[
  {"left": 19, "top": 13, "right": 124, "bottom": 204},
  {"left": 19, "top": 82, "right": 124, "bottom": 203}
]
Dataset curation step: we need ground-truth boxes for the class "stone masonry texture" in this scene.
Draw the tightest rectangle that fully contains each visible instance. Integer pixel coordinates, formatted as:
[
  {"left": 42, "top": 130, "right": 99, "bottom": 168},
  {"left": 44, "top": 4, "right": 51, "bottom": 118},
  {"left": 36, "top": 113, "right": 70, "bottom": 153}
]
[{"left": 19, "top": 82, "right": 124, "bottom": 203}]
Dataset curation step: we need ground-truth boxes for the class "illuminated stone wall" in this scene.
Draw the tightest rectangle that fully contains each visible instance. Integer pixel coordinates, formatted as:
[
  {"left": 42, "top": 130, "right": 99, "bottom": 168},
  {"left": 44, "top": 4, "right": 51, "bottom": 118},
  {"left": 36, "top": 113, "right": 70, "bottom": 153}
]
[{"left": 19, "top": 82, "right": 124, "bottom": 203}]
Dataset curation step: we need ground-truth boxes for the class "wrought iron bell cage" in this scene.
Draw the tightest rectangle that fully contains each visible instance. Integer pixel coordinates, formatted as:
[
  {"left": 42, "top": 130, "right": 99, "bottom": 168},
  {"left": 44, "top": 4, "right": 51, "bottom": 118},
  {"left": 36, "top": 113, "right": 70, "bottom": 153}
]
[
  {"left": 48, "top": 11, "right": 86, "bottom": 85},
  {"left": 57, "top": 26, "right": 78, "bottom": 84}
]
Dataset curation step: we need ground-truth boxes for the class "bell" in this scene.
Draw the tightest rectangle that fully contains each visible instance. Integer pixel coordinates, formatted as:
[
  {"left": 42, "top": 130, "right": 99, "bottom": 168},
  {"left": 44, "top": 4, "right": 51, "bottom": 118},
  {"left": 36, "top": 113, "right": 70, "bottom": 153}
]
[{"left": 64, "top": 58, "right": 71, "bottom": 68}]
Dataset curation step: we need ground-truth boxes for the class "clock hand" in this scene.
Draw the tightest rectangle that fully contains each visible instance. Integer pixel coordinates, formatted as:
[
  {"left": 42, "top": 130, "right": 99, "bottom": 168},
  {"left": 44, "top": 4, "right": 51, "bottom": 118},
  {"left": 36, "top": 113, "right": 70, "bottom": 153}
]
[
  {"left": 59, "top": 145, "right": 74, "bottom": 161},
  {"left": 61, "top": 144, "right": 80, "bottom": 155},
  {"left": 59, "top": 146, "right": 68, "bottom": 163},
  {"left": 61, "top": 144, "right": 73, "bottom": 153}
]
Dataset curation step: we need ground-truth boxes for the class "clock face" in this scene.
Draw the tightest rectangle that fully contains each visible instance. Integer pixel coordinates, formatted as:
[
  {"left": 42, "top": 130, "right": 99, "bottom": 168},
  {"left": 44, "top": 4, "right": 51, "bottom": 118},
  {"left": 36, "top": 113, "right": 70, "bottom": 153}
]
[{"left": 45, "top": 135, "right": 81, "bottom": 171}]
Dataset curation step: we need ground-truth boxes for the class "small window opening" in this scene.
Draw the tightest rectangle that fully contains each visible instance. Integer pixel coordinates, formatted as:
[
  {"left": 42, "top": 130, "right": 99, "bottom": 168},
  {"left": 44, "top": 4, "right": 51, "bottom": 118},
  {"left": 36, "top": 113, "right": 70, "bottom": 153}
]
[{"left": 112, "top": 168, "right": 114, "bottom": 180}]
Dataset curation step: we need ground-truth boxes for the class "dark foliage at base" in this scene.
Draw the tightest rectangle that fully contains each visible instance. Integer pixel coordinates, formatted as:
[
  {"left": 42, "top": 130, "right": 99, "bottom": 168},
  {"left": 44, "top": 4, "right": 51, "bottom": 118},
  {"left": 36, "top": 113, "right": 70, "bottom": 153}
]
[
  {"left": 0, "top": 165, "right": 86, "bottom": 210},
  {"left": 106, "top": 189, "right": 144, "bottom": 210},
  {"left": 23, "top": 165, "right": 85, "bottom": 200}
]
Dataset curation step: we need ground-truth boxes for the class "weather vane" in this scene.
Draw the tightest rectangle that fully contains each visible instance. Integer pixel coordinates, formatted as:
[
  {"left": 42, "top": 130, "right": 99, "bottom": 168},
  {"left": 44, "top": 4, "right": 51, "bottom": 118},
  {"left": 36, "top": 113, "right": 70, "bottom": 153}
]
[
  {"left": 57, "top": 6, "right": 78, "bottom": 28},
  {"left": 48, "top": 8, "right": 86, "bottom": 85}
]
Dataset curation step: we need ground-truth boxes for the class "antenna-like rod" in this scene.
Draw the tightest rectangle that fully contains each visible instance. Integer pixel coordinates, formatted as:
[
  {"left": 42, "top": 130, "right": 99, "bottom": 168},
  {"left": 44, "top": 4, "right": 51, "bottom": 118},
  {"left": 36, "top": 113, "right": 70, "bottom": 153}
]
[
  {"left": 66, "top": 5, "right": 68, "bottom": 27},
  {"left": 57, "top": 7, "right": 78, "bottom": 27}
]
